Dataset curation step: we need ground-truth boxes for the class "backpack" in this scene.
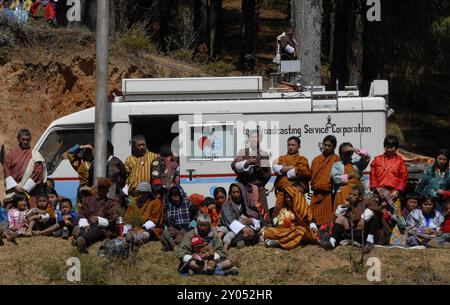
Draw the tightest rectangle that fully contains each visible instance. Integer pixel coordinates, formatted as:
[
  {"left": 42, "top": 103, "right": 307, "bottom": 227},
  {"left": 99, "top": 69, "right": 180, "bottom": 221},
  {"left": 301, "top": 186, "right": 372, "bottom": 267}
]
[{"left": 318, "top": 222, "right": 334, "bottom": 242}]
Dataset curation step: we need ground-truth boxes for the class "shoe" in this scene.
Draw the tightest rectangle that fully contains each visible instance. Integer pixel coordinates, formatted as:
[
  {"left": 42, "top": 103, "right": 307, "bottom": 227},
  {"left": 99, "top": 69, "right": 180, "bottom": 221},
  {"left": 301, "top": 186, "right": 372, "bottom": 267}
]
[
  {"left": 264, "top": 240, "right": 279, "bottom": 248},
  {"left": 319, "top": 240, "right": 335, "bottom": 251},
  {"left": 160, "top": 231, "right": 174, "bottom": 251},
  {"left": 224, "top": 267, "right": 240, "bottom": 276},
  {"left": 363, "top": 242, "right": 374, "bottom": 253},
  {"left": 427, "top": 239, "right": 450, "bottom": 249},
  {"left": 427, "top": 239, "right": 441, "bottom": 248},
  {"left": 76, "top": 236, "right": 88, "bottom": 254},
  {"left": 125, "top": 231, "right": 134, "bottom": 244},
  {"left": 236, "top": 240, "right": 245, "bottom": 249},
  {"left": 340, "top": 239, "right": 361, "bottom": 247}
]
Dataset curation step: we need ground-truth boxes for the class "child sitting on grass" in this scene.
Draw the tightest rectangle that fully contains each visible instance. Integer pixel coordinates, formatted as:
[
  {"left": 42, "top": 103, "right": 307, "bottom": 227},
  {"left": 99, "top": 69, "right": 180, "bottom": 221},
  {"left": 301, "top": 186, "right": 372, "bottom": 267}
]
[
  {"left": 26, "top": 193, "right": 56, "bottom": 236},
  {"left": 34, "top": 198, "right": 77, "bottom": 238},
  {"left": 4, "top": 194, "right": 29, "bottom": 242},
  {"left": 428, "top": 199, "right": 450, "bottom": 248},
  {"left": 190, "top": 235, "right": 216, "bottom": 274}
]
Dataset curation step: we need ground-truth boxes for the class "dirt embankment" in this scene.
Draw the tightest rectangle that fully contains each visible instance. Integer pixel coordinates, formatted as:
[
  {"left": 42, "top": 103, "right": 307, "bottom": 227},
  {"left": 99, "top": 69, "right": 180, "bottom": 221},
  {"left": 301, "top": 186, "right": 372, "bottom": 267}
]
[{"left": 0, "top": 25, "right": 206, "bottom": 195}]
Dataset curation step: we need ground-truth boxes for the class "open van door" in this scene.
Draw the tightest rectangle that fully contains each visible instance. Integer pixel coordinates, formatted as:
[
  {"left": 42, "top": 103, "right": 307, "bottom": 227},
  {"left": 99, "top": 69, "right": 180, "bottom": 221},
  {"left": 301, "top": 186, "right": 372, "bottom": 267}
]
[{"left": 179, "top": 114, "right": 244, "bottom": 197}]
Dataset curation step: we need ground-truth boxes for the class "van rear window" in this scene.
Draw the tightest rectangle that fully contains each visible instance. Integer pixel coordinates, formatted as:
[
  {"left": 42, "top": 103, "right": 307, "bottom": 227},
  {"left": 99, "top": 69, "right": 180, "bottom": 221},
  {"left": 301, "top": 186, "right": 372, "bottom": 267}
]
[
  {"left": 189, "top": 123, "right": 236, "bottom": 160},
  {"left": 39, "top": 129, "right": 94, "bottom": 175}
]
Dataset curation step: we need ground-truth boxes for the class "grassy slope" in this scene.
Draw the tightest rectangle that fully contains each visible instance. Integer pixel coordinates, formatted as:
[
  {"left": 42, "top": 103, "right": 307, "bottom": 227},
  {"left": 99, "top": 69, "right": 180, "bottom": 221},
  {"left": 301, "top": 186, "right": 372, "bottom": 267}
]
[{"left": 1, "top": 237, "right": 449, "bottom": 285}]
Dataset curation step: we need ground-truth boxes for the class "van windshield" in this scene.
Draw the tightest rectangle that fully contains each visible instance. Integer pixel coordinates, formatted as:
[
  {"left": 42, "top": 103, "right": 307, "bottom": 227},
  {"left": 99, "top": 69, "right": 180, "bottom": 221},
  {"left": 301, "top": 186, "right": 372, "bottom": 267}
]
[{"left": 39, "top": 129, "right": 94, "bottom": 175}]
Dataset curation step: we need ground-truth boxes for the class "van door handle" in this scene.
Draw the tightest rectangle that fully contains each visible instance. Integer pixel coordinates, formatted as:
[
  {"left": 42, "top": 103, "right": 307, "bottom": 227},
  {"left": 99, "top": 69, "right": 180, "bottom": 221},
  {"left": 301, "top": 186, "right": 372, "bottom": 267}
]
[{"left": 186, "top": 169, "right": 196, "bottom": 181}]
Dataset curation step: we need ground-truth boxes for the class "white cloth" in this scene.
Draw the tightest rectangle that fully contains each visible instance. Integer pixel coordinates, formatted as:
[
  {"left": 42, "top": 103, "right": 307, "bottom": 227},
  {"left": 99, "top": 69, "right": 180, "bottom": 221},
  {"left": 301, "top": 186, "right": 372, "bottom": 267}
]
[
  {"left": 335, "top": 205, "right": 348, "bottom": 217},
  {"left": 142, "top": 220, "right": 156, "bottom": 230},
  {"left": 361, "top": 208, "right": 375, "bottom": 221},
  {"left": 78, "top": 218, "right": 89, "bottom": 228},
  {"left": 234, "top": 160, "right": 252, "bottom": 173},
  {"left": 273, "top": 164, "right": 283, "bottom": 175},
  {"left": 97, "top": 216, "right": 109, "bottom": 228},
  {"left": 183, "top": 255, "right": 193, "bottom": 263},
  {"left": 23, "top": 178, "right": 36, "bottom": 193},
  {"left": 229, "top": 220, "right": 246, "bottom": 234},
  {"left": 251, "top": 218, "right": 261, "bottom": 231},
  {"left": 213, "top": 253, "right": 220, "bottom": 261},
  {"left": 309, "top": 222, "right": 318, "bottom": 231},
  {"left": 122, "top": 185, "right": 129, "bottom": 196},
  {"left": 287, "top": 168, "right": 296, "bottom": 179},
  {"left": 40, "top": 213, "right": 50, "bottom": 222},
  {"left": 5, "top": 176, "right": 18, "bottom": 191}
]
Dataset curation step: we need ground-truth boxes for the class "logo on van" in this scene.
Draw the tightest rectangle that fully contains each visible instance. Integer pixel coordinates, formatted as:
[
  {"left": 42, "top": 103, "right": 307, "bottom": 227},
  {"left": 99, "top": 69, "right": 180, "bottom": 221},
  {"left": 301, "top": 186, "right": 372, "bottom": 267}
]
[
  {"left": 303, "top": 115, "right": 372, "bottom": 137},
  {"left": 198, "top": 129, "right": 222, "bottom": 156}
]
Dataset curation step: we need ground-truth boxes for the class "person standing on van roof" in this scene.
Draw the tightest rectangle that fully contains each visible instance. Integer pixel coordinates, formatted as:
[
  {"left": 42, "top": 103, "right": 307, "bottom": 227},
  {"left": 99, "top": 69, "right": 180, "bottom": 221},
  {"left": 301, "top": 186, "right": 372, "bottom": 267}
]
[
  {"left": 331, "top": 142, "right": 370, "bottom": 208},
  {"left": 124, "top": 135, "right": 159, "bottom": 196},
  {"left": 276, "top": 27, "right": 298, "bottom": 61},
  {"left": 370, "top": 135, "right": 408, "bottom": 215},
  {"left": 3, "top": 129, "right": 47, "bottom": 207},
  {"left": 272, "top": 136, "right": 311, "bottom": 217},
  {"left": 231, "top": 129, "right": 271, "bottom": 217},
  {"left": 310, "top": 135, "right": 340, "bottom": 227}
]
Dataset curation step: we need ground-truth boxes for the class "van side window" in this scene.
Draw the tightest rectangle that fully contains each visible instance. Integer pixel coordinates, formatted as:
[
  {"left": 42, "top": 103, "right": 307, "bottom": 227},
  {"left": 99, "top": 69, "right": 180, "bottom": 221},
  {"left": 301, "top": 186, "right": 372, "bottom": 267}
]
[
  {"left": 189, "top": 123, "right": 236, "bottom": 160},
  {"left": 39, "top": 129, "right": 94, "bottom": 175}
]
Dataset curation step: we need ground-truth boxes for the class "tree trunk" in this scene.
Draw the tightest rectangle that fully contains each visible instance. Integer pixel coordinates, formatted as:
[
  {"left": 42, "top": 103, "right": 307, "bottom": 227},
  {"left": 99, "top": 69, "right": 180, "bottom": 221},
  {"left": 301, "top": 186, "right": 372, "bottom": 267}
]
[
  {"left": 292, "top": 0, "right": 322, "bottom": 85},
  {"left": 328, "top": 0, "right": 335, "bottom": 66},
  {"left": 209, "top": 0, "right": 222, "bottom": 58},
  {"left": 347, "top": 0, "right": 364, "bottom": 87},
  {"left": 195, "top": 0, "right": 209, "bottom": 45},
  {"left": 330, "top": 0, "right": 349, "bottom": 88},
  {"left": 176, "top": 0, "right": 196, "bottom": 49},
  {"left": 159, "top": 0, "right": 172, "bottom": 53},
  {"left": 240, "top": 0, "right": 259, "bottom": 72}
]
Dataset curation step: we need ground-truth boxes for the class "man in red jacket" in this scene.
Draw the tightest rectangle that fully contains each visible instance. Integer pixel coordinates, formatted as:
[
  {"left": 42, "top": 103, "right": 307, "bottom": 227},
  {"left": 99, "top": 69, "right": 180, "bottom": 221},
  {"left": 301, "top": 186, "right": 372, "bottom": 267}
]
[{"left": 370, "top": 135, "right": 408, "bottom": 215}]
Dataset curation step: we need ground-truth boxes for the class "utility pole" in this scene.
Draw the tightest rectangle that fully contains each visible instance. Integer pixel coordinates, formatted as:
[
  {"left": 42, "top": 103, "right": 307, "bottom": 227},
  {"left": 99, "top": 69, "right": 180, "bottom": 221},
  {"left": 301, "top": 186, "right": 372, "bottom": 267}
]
[{"left": 93, "top": 0, "right": 110, "bottom": 183}]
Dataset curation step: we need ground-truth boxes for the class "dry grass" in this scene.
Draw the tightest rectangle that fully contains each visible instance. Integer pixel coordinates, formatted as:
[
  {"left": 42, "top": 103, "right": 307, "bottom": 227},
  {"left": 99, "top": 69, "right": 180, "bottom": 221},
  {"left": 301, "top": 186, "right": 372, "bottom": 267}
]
[{"left": 1, "top": 237, "right": 450, "bottom": 285}]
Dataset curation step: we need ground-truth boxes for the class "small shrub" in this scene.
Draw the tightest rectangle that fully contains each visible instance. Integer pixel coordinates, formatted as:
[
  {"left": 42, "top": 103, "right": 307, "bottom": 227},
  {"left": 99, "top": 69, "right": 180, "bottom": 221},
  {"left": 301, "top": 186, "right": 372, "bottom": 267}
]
[
  {"left": 203, "top": 60, "right": 235, "bottom": 76},
  {"left": 119, "top": 24, "right": 156, "bottom": 54},
  {"left": 42, "top": 259, "right": 67, "bottom": 284},
  {"left": 79, "top": 255, "right": 108, "bottom": 285},
  {"left": 173, "top": 48, "right": 193, "bottom": 62},
  {"left": 387, "top": 122, "right": 405, "bottom": 144}
]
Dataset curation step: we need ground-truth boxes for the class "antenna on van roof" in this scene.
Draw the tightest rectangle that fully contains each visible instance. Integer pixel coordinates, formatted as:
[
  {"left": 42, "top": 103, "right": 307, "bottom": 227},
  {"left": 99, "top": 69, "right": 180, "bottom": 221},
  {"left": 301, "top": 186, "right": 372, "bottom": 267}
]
[{"left": 336, "top": 79, "right": 339, "bottom": 111}]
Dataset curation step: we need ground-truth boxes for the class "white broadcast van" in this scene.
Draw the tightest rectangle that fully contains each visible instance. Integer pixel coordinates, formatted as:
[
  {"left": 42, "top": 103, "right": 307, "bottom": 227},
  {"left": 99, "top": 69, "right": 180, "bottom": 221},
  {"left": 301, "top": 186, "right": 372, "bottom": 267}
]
[{"left": 34, "top": 76, "right": 389, "bottom": 206}]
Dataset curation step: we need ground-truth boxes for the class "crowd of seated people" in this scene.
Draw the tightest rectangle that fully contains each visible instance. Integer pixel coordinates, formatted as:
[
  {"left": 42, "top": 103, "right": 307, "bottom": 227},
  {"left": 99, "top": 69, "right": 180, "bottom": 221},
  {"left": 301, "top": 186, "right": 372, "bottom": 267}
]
[{"left": 1, "top": 128, "right": 449, "bottom": 276}]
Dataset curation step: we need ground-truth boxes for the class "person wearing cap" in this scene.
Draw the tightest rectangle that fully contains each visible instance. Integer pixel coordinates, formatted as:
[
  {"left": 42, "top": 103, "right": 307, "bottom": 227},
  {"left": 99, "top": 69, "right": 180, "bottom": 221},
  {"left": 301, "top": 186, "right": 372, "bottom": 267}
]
[
  {"left": 73, "top": 178, "right": 119, "bottom": 253},
  {"left": 177, "top": 214, "right": 239, "bottom": 276},
  {"left": 123, "top": 182, "right": 164, "bottom": 245}
]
